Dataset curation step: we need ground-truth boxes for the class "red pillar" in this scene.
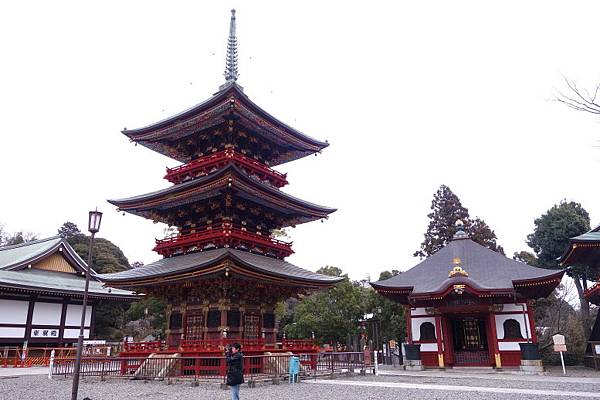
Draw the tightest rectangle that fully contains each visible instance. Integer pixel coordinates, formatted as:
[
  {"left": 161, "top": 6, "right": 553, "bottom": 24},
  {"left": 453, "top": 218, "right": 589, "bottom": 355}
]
[
  {"left": 405, "top": 306, "right": 413, "bottom": 344},
  {"left": 434, "top": 313, "right": 444, "bottom": 368},
  {"left": 488, "top": 310, "right": 501, "bottom": 368},
  {"left": 527, "top": 302, "right": 538, "bottom": 343}
]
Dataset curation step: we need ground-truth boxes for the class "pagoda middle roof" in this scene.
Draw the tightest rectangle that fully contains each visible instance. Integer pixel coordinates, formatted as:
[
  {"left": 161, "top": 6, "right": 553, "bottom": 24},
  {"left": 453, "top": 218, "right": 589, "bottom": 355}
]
[
  {"left": 559, "top": 225, "right": 600, "bottom": 270},
  {"left": 371, "top": 237, "right": 564, "bottom": 302},
  {"left": 97, "top": 247, "right": 342, "bottom": 288},
  {"left": 122, "top": 82, "right": 329, "bottom": 166},
  {"left": 108, "top": 163, "right": 336, "bottom": 223}
]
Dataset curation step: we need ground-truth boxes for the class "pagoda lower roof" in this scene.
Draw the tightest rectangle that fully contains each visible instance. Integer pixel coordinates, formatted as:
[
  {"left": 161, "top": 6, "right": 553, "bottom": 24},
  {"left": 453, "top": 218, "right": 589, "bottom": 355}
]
[
  {"left": 371, "top": 237, "right": 564, "bottom": 304},
  {"left": 559, "top": 225, "right": 600, "bottom": 270},
  {"left": 97, "top": 248, "right": 342, "bottom": 289},
  {"left": 108, "top": 164, "right": 335, "bottom": 225},
  {"left": 122, "top": 82, "right": 328, "bottom": 166}
]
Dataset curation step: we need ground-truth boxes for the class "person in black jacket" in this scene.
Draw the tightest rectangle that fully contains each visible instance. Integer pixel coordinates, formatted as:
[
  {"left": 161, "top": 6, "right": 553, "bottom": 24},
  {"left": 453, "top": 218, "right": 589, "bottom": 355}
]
[{"left": 225, "top": 343, "right": 244, "bottom": 400}]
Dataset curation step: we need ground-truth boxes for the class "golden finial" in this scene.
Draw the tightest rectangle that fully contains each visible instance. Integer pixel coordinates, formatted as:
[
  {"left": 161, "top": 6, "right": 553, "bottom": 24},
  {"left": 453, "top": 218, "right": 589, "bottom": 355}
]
[{"left": 448, "top": 257, "right": 469, "bottom": 278}]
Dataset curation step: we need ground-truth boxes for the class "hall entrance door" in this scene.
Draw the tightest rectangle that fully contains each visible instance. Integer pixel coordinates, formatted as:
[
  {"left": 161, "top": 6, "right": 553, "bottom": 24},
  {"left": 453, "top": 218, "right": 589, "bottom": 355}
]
[{"left": 451, "top": 316, "right": 490, "bottom": 366}]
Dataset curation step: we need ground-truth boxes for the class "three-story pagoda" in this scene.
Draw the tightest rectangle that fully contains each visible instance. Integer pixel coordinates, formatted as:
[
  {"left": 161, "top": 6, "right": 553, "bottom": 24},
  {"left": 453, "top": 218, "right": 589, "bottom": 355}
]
[{"left": 99, "top": 10, "right": 340, "bottom": 354}]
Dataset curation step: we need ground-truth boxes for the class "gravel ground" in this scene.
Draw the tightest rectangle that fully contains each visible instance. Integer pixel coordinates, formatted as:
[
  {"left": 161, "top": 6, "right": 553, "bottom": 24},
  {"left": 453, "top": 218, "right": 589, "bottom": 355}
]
[{"left": 0, "top": 373, "right": 598, "bottom": 400}]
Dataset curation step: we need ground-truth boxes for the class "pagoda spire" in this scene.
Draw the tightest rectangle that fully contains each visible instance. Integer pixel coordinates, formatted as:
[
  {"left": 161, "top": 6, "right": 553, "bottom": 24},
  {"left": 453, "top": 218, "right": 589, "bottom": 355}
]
[{"left": 224, "top": 9, "right": 239, "bottom": 83}]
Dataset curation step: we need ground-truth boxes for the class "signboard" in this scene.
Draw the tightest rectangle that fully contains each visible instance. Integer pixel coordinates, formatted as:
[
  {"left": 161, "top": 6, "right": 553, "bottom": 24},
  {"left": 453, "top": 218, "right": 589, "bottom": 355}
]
[
  {"left": 83, "top": 340, "right": 106, "bottom": 346},
  {"left": 552, "top": 334, "right": 567, "bottom": 352},
  {"left": 552, "top": 334, "right": 567, "bottom": 374},
  {"left": 363, "top": 349, "right": 371, "bottom": 368},
  {"left": 594, "top": 344, "right": 600, "bottom": 355},
  {"left": 31, "top": 329, "right": 59, "bottom": 338},
  {"left": 554, "top": 344, "right": 567, "bottom": 352}
]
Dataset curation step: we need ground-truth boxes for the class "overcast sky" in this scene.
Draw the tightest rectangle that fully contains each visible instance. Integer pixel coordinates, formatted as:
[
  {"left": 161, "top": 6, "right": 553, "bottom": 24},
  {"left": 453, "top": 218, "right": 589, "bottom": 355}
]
[{"left": 1, "top": 1, "right": 599, "bottom": 281}]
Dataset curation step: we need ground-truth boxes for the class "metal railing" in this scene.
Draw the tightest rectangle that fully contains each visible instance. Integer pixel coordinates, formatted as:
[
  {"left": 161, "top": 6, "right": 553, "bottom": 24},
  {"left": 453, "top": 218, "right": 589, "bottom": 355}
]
[{"left": 50, "top": 352, "right": 366, "bottom": 382}]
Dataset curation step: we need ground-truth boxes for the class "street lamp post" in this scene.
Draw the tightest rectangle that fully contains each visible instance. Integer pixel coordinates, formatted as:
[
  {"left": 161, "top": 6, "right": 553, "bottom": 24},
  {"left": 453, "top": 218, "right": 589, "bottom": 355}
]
[{"left": 71, "top": 209, "right": 102, "bottom": 400}]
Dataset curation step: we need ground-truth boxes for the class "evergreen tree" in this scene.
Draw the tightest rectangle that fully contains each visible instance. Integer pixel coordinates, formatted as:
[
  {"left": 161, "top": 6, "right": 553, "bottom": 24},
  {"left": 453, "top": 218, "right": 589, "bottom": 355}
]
[
  {"left": 415, "top": 185, "right": 503, "bottom": 258},
  {"left": 526, "top": 201, "right": 595, "bottom": 334},
  {"left": 57, "top": 221, "right": 82, "bottom": 239}
]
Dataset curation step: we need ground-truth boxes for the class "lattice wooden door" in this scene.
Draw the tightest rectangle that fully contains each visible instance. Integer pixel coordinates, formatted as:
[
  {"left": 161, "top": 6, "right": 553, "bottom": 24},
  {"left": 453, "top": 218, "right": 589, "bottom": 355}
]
[
  {"left": 243, "top": 315, "right": 260, "bottom": 339},
  {"left": 185, "top": 313, "right": 204, "bottom": 340}
]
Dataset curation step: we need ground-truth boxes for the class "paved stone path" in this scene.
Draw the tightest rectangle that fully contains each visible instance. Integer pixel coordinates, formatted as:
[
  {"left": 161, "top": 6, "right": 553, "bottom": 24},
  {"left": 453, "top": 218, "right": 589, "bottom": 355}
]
[
  {"left": 1, "top": 368, "right": 599, "bottom": 399},
  {"left": 307, "top": 379, "right": 600, "bottom": 398}
]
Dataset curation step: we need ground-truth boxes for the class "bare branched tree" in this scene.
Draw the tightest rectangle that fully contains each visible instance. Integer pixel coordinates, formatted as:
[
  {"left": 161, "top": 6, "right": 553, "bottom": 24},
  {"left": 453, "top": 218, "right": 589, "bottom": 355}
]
[{"left": 555, "top": 76, "right": 600, "bottom": 115}]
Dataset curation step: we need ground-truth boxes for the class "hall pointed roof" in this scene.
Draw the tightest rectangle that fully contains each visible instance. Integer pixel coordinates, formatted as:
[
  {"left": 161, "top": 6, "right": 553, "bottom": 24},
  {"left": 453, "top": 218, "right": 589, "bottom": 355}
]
[{"left": 371, "top": 233, "right": 564, "bottom": 304}]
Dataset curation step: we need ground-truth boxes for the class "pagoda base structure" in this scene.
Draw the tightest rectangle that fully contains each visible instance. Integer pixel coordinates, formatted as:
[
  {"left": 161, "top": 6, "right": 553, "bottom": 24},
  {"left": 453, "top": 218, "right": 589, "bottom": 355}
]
[
  {"left": 372, "top": 228, "right": 564, "bottom": 370},
  {"left": 99, "top": 248, "right": 341, "bottom": 357}
]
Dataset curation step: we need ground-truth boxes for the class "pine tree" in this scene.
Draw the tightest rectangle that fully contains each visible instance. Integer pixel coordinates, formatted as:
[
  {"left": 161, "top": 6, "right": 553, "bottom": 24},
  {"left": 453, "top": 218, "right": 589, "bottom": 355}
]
[{"left": 414, "top": 185, "right": 503, "bottom": 258}]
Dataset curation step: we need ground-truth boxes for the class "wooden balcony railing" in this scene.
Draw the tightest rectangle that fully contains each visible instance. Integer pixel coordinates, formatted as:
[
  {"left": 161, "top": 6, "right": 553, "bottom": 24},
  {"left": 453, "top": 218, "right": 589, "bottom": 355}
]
[
  {"left": 164, "top": 149, "right": 288, "bottom": 187},
  {"left": 153, "top": 223, "right": 293, "bottom": 259}
]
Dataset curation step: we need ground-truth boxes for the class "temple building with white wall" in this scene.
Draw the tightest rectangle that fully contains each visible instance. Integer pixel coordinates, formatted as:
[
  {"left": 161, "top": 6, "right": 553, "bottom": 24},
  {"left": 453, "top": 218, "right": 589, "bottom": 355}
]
[{"left": 0, "top": 236, "right": 136, "bottom": 346}]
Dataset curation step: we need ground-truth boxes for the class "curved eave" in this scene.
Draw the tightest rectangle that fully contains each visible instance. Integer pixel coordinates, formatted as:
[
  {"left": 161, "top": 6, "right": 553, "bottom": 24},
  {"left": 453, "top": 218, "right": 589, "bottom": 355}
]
[
  {"left": 122, "top": 83, "right": 328, "bottom": 160},
  {"left": 0, "top": 281, "right": 138, "bottom": 301},
  {"left": 370, "top": 282, "right": 413, "bottom": 304},
  {"left": 1, "top": 236, "right": 94, "bottom": 275},
  {"left": 107, "top": 164, "right": 336, "bottom": 221},
  {"left": 98, "top": 251, "right": 342, "bottom": 289},
  {"left": 511, "top": 269, "right": 564, "bottom": 299},
  {"left": 585, "top": 283, "right": 600, "bottom": 305}
]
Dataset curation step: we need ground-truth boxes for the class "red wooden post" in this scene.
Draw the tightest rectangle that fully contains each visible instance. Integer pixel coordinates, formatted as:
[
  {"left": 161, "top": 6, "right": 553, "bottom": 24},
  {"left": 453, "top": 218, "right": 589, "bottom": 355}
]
[
  {"left": 434, "top": 313, "right": 444, "bottom": 368},
  {"left": 405, "top": 306, "right": 413, "bottom": 344},
  {"left": 527, "top": 302, "right": 538, "bottom": 343},
  {"left": 488, "top": 310, "right": 501, "bottom": 368}
]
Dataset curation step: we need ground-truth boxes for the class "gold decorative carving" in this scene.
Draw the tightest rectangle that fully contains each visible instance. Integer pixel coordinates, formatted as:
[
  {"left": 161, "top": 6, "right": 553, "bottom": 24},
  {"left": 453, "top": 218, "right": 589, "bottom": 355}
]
[{"left": 448, "top": 257, "right": 469, "bottom": 278}]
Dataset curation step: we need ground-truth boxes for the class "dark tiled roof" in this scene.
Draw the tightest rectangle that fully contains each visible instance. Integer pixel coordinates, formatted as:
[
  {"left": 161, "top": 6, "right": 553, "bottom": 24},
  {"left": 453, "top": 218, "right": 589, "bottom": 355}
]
[
  {"left": 108, "top": 163, "right": 336, "bottom": 217},
  {"left": 123, "top": 83, "right": 329, "bottom": 164},
  {"left": 0, "top": 269, "right": 136, "bottom": 299},
  {"left": 97, "top": 248, "right": 342, "bottom": 286},
  {"left": 0, "top": 237, "right": 136, "bottom": 300},
  {"left": 0, "top": 236, "right": 87, "bottom": 272},
  {"left": 371, "top": 238, "right": 563, "bottom": 295}
]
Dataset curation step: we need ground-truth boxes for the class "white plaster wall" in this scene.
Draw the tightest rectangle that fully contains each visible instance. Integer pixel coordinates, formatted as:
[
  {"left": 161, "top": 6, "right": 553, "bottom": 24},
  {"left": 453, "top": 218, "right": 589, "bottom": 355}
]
[
  {"left": 419, "top": 343, "right": 439, "bottom": 352},
  {"left": 0, "top": 327, "right": 26, "bottom": 338},
  {"left": 502, "top": 303, "right": 528, "bottom": 313},
  {"left": 412, "top": 307, "right": 427, "bottom": 316},
  {"left": 32, "top": 302, "right": 62, "bottom": 325},
  {"left": 411, "top": 316, "right": 436, "bottom": 341},
  {"left": 63, "top": 328, "right": 90, "bottom": 339},
  {"left": 498, "top": 342, "right": 522, "bottom": 351},
  {"left": 0, "top": 299, "right": 28, "bottom": 324},
  {"left": 65, "top": 304, "right": 92, "bottom": 327},
  {"left": 495, "top": 313, "right": 531, "bottom": 340}
]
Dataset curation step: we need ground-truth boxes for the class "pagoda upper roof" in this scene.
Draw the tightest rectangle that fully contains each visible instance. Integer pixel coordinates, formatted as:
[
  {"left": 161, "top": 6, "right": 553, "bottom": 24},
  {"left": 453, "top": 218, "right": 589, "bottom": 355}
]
[
  {"left": 559, "top": 225, "right": 600, "bottom": 270},
  {"left": 108, "top": 163, "right": 336, "bottom": 225},
  {"left": 97, "top": 247, "right": 342, "bottom": 289},
  {"left": 122, "top": 82, "right": 329, "bottom": 166},
  {"left": 0, "top": 236, "right": 136, "bottom": 300},
  {"left": 371, "top": 235, "right": 564, "bottom": 304}
]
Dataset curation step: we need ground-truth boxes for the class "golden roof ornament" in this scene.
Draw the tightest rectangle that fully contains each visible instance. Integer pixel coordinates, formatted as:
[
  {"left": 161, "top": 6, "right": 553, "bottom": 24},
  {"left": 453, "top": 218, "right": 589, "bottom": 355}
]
[{"left": 448, "top": 257, "right": 469, "bottom": 278}]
